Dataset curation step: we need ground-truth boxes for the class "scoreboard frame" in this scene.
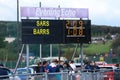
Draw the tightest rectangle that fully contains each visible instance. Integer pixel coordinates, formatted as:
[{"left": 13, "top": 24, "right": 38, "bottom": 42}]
[{"left": 21, "top": 19, "right": 91, "bottom": 44}]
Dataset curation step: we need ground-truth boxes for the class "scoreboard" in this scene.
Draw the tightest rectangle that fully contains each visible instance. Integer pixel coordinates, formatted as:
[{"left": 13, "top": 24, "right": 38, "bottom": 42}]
[{"left": 22, "top": 19, "right": 91, "bottom": 44}]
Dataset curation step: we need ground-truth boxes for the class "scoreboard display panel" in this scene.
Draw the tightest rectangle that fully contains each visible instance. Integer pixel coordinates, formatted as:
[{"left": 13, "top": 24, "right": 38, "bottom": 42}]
[
  {"left": 65, "top": 20, "right": 91, "bottom": 43},
  {"left": 22, "top": 19, "right": 91, "bottom": 44},
  {"left": 22, "top": 19, "right": 64, "bottom": 44}
]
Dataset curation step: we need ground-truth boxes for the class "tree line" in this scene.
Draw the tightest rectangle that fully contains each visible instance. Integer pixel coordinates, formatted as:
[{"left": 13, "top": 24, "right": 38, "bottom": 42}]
[{"left": 91, "top": 25, "right": 120, "bottom": 36}]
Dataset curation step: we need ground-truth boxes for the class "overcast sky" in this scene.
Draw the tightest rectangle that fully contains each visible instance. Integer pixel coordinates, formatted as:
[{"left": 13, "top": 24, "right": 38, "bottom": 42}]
[{"left": 0, "top": 0, "right": 120, "bottom": 26}]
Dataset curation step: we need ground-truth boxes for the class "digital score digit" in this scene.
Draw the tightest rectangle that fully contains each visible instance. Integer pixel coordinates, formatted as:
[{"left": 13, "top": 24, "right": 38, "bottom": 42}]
[{"left": 79, "top": 20, "right": 83, "bottom": 36}]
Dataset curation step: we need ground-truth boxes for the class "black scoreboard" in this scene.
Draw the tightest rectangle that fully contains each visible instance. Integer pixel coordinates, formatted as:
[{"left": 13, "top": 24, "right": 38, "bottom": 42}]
[{"left": 22, "top": 19, "right": 91, "bottom": 44}]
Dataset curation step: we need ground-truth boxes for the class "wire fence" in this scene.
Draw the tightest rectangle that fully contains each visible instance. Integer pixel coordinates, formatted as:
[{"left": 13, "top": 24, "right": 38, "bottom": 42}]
[{"left": 0, "top": 69, "right": 120, "bottom": 80}]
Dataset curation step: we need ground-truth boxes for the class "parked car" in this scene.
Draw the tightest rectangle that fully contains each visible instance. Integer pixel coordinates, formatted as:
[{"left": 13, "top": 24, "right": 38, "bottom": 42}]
[
  {"left": 16, "top": 68, "right": 35, "bottom": 80},
  {"left": 28, "top": 65, "right": 38, "bottom": 73},
  {"left": 95, "top": 61, "right": 107, "bottom": 66},
  {"left": 0, "top": 67, "right": 20, "bottom": 80},
  {"left": 99, "top": 65, "right": 117, "bottom": 80}
]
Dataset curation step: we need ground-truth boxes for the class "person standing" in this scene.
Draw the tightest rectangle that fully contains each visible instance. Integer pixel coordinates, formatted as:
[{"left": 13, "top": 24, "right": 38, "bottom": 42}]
[
  {"left": 114, "top": 64, "right": 120, "bottom": 80},
  {"left": 69, "top": 60, "right": 76, "bottom": 71},
  {"left": 43, "top": 60, "right": 58, "bottom": 80},
  {"left": 43, "top": 61, "right": 49, "bottom": 73},
  {"left": 34, "top": 62, "right": 44, "bottom": 74}
]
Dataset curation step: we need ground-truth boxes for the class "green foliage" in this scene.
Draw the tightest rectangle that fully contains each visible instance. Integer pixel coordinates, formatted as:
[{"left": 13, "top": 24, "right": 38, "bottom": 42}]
[
  {"left": 111, "top": 36, "right": 120, "bottom": 48},
  {"left": 62, "top": 45, "right": 75, "bottom": 59},
  {"left": 111, "top": 35, "right": 120, "bottom": 55},
  {"left": 84, "top": 41, "right": 111, "bottom": 56},
  {"left": 6, "top": 22, "right": 17, "bottom": 37},
  {"left": 0, "top": 46, "right": 18, "bottom": 61},
  {"left": 61, "top": 42, "right": 111, "bottom": 57},
  {"left": 28, "top": 44, "right": 59, "bottom": 57},
  {"left": 0, "top": 37, "right": 6, "bottom": 48},
  {"left": 0, "top": 22, "right": 8, "bottom": 48},
  {"left": 0, "top": 21, "right": 18, "bottom": 61},
  {"left": 0, "top": 21, "right": 17, "bottom": 37},
  {"left": 91, "top": 25, "right": 120, "bottom": 36}
]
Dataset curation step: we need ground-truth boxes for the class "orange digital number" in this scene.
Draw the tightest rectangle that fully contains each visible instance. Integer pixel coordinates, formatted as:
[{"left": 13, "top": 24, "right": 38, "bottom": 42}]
[
  {"left": 73, "top": 21, "right": 77, "bottom": 35},
  {"left": 66, "top": 20, "right": 70, "bottom": 28},
  {"left": 73, "top": 29, "right": 77, "bottom": 36},
  {"left": 79, "top": 20, "right": 83, "bottom": 36},
  {"left": 66, "top": 20, "right": 70, "bottom": 35},
  {"left": 68, "top": 29, "right": 70, "bottom": 35}
]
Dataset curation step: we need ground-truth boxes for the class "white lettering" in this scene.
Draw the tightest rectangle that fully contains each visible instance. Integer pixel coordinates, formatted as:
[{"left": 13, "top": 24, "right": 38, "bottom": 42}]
[
  {"left": 61, "top": 9, "right": 76, "bottom": 17},
  {"left": 21, "top": 7, "right": 89, "bottom": 18},
  {"left": 35, "top": 8, "right": 42, "bottom": 16},
  {"left": 35, "top": 8, "right": 61, "bottom": 17}
]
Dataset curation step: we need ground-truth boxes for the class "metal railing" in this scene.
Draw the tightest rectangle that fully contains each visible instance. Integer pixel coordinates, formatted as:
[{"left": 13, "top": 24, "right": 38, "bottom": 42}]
[{"left": 0, "top": 69, "right": 120, "bottom": 80}]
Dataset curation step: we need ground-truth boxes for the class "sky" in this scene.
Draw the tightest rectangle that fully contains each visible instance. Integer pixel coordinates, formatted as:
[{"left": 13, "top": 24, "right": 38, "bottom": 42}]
[{"left": 0, "top": 0, "right": 120, "bottom": 27}]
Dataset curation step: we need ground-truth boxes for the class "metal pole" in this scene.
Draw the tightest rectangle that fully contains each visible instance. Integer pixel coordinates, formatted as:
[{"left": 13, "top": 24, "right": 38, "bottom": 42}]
[
  {"left": 39, "top": 2, "right": 41, "bottom": 7},
  {"left": 26, "top": 44, "right": 29, "bottom": 80},
  {"left": 17, "top": 0, "right": 19, "bottom": 40},
  {"left": 15, "top": 0, "right": 22, "bottom": 71},
  {"left": 58, "top": 44, "right": 61, "bottom": 63},
  {"left": 58, "top": 5, "right": 61, "bottom": 63},
  {"left": 71, "top": 44, "right": 78, "bottom": 60},
  {"left": 14, "top": 44, "right": 25, "bottom": 74},
  {"left": 39, "top": 2, "right": 42, "bottom": 62},
  {"left": 40, "top": 44, "right": 42, "bottom": 61},
  {"left": 50, "top": 44, "right": 52, "bottom": 62},
  {"left": 17, "top": 0, "right": 21, "bottom": 55},
  {"left": 17, "top": 0, "right": 19, "bottom": 22},
  {"left": 79, "top": 43, "right": 83, "bottom": 67},
  {"left": 17, "top": 0, "right": 20, "bottom": 64}
]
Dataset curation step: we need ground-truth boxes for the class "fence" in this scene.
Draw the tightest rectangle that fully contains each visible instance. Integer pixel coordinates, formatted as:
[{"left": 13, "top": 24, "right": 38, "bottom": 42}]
[{"left": 1, "top": 69, "right": 120, "bottom": 80}]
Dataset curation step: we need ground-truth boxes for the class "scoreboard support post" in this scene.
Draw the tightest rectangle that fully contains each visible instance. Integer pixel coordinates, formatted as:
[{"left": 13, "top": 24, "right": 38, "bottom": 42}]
[
  {"left": 39, "top": 2, "right": 42, "bottom": 62},
  {"left": 39, "top": 44, "right": 42, "bottom": 62},
  {"left": 79, "top": 43, "right": 84, "bottom": 67},
  {"left": 71, "top": 44, "right": 78, "bottom": 60},
  {"left": 26, "top": 44, "right": 29, "bottom": 80},
  {"left": 14, "top": 44, "right": 25, "bottom": 75},
  {"left": 50, "top": 44, "right": 52, "bottom": 62}
]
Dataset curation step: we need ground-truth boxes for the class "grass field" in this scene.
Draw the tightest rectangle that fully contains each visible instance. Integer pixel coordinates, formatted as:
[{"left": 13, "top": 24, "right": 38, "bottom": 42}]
[
  {"left": 84, "top": 41, "right": 112, "bottom": 56},
  {"left": 62, "top": 41, "right": 112, "bottom": 56}
]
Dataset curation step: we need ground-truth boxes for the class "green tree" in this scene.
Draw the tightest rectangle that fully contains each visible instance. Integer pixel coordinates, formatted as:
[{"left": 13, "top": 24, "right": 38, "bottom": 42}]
[
  {"left": 111, "top": 35, "right": 120, "bottom": 55},
  {"left": 0, "top": 22, "right": 7, "bottom": 48},
  {"left": 0, "top": 37, "right": 6, "bottom": 48}
]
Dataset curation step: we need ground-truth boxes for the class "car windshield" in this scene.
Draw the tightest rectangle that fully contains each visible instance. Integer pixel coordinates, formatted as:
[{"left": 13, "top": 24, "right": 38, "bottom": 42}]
[
  {"left": 100, "top": 67, "right": 113, "bottom": 72},
  {"left": 0, "top": 68, "right": 12, "bottom": 75},
  {"left": 17, "top": 69, "right": 31, "bottom": 74}
]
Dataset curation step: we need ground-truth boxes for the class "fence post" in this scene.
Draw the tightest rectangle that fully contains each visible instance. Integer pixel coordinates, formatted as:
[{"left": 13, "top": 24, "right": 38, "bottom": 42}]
[
  {"left": 70, "top": 72, "right": 73, "bottom": 80},
  {"left": 45, "top": 72, "right": 48, "bottom": 80},
  {"left": 67, "top": 71, "right": 69, "bottom": 80},
  {"left": 61, "top": 71, "right": 63, "bottom": 80}
]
